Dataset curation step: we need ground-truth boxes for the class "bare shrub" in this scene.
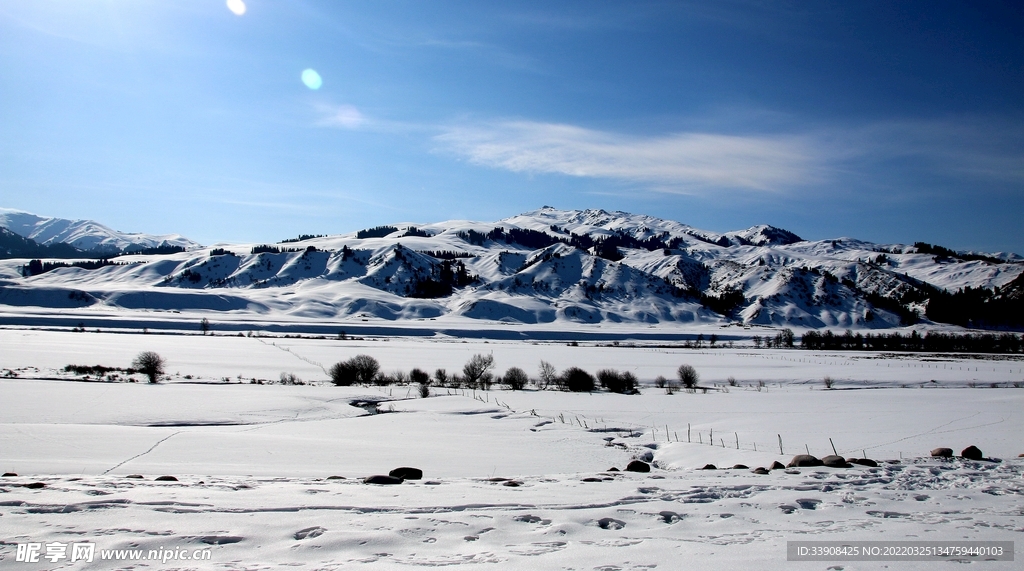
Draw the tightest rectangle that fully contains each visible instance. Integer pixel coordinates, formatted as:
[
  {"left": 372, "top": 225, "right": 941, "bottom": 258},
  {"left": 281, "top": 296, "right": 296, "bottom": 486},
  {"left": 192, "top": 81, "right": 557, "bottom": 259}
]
[
  {"left": 434, "top": 368, "right": 449, "bottom": 386},
  {"left": 727, "top": 376, "right": 737, "bottom": 387},
  {"left": 279, "top": 372, "right": 301, "bottom": 385},
  {"left": 654, "top": 375, "right": 667, "bottom": 388},
  {"left": 409, "top": 368, "right": 430, "bottom": 385},
  {"left": 677, "top": 364, "right": 699, "bottom": 389},
  {"left": 463, "top": 354, "right": 495, "bottom": 389},
  {"left": 538, "top": 360, "right": 558, "bottom": 390},
  {"left": 597, "top": 369, "right": 638, "bottom": 394},
  {"left": 329, "top": 354, "right": 380, "bottom": 386},
  {"left": 502, "top": 367, "right": 529, "bottom": 390},
  {"left": 823, "top": 376, "right": 834, "bottom": 389},
  {"left": 561, "top": 367, "right": 595, "bottom": 392},
  {"left": 132, "top": 351, "right": 165, "bottom": 384}
]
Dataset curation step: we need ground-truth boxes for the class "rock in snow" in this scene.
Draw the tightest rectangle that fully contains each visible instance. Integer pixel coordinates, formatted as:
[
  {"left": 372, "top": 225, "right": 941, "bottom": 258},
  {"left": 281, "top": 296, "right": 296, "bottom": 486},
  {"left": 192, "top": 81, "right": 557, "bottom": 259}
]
[{"left": 961, "top": 445, "right": 984, "bottom": 460}]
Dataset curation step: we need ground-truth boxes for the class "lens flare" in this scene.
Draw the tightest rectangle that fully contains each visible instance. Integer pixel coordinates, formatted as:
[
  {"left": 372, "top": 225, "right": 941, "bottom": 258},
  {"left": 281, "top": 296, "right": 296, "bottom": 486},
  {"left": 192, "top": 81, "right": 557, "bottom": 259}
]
[
  {"left": 301, "top": 69, "right": 323, "bottom": 90},
  {"left": 226, "top": 0, "right": 246, "bottom": 16}
]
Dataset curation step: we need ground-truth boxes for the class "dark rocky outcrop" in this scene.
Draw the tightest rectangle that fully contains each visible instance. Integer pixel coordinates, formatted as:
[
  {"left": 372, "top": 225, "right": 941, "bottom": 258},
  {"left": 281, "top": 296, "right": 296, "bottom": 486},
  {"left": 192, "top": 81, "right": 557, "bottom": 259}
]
[
  {"left": 700, "top": 464, "right": 717, "bottom": 470},
  {"left": 625, "top": 460, "right": 651, "bottom": 473},
  {"left": 155, "top": 475, "right": 178, "bottom": 481},
  {"left": 770, "top": 461, "right": 786, "bottom": 470},
  {"left": 732, "top": 464, "right": 749, "bottom": 470},
  {"left": 752, "top": 467, "right": 770, "bottom": 474},
  {"left": 389, "top": 467, "right": 423, "bottom": 480},
  {"left": 125, "top": 474, "right": 144, "bottom": 479},
  {"left": 2, "top": 472, "right": 17, "bottom": 477},
  {"left": 787, "top": 454, "right": 823, "bottom": 468},
  {"left": 23, "top": 482, "right": 45, "bottom": 489},
  {"left": 363, "top": 475, "right": 403, "bottom": 485},
  {"left": 931, "top": 447, "right": 954, "bottom": 458}
]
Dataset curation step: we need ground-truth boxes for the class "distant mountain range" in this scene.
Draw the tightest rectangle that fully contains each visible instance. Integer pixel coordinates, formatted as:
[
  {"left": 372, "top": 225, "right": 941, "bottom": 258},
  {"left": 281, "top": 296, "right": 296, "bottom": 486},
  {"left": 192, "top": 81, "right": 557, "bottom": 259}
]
[
  {"left": 0, "top": 208, "right": 200, "bottom": 257},
  {"left": 1, "top": 206, "right": 1021, "bottom": 329}
]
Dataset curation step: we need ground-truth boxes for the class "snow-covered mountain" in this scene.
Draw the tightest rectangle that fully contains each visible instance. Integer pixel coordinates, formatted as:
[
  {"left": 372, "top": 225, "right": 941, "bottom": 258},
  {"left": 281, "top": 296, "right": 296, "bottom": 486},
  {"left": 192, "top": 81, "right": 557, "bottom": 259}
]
[
  {"left": 1, "top": 207, "right": 1021, "bottom": 329},
  {"left": 0, "top": 208, "right": 200, "bottom": 254}
]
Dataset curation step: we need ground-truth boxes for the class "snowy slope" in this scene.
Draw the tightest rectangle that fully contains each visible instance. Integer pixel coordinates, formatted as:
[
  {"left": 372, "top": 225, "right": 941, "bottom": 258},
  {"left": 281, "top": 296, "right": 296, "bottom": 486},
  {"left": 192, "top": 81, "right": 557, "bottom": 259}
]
[
  {"left": 0, "top": 208, "right": 200, "bottom": 253},
  {"left": 1, "top": 206, "right": 1021, "bottom": 329}
]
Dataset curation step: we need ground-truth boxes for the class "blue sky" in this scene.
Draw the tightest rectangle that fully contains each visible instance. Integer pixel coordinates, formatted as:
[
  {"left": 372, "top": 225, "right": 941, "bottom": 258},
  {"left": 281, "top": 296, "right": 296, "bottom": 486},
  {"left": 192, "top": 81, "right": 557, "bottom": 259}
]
[{"left": 1, "top": 1, "right": 1022, "bottom": 253}]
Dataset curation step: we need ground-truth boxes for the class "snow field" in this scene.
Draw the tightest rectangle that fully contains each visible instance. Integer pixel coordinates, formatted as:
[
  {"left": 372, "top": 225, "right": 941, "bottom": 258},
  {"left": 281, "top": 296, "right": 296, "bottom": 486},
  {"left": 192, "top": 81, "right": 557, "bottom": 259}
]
[{"left": 1, "top": 328, "right": 1022, "bottom": 569}]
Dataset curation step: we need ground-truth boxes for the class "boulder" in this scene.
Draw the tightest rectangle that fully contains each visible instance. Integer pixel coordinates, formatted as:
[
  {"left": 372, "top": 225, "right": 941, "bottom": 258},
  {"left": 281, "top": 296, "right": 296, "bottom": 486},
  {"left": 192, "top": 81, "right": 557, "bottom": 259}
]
[
  {"left": 363, "top": 475, "right": 403, "bottom": 485},
  {"left": 23, "top": 482, "right": 45, "bottom": 489},
  {"left": 930, "top": 447, "right": 954, "bottom": 458},
  {"left": 2, "top": 472, "right": 17, "bottom": 477},
  {"left": 502, "top": 480, "right": 522, "bottom": 487},
  {"left": 125, "top": 474, "right": 144, "bottom": 479},
  {"left": 787, "top": 455, "right": 823, "bottom": 468},
  {"left": 822, "top": 455, "right": 850, "bottom": 468},
  {"left": 155, "top": 475, "right": 178, "bottom": 482},
  {"left": 961, "top": 445, "right": 983, "bottom": 460},
  {"left": 326, "top": 475, "right": 346, "bottom": 480},
  {"left": 770, "top": 461, "right": 786, "bottom": 470},
  {"left": 732, "top": 464, "right": 749, "bottom": 470},
  {"left": 625, "top": 460, "right": 651, "bottom": 473},
  {"left": 752, "top": 467, "right": 770, "bottom": 475},
  {"left": 607, "top": 467, "right": 620, "bottom": 472},
  {"left": 389, "top": 467, "right": 423, "bottom": 480},
  {"left": 700, "top": 464, "right": 717, "bottom": 470},
  {"left": 849, "top": 458, "right": 878, "bottom": 467}
]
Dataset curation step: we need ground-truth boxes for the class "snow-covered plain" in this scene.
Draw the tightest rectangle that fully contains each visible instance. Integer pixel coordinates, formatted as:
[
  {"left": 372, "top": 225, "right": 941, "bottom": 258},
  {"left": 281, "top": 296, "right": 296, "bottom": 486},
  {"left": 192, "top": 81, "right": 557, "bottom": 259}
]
[{"left": 1, "top": 328, "right": 1022, "bottom": 569}]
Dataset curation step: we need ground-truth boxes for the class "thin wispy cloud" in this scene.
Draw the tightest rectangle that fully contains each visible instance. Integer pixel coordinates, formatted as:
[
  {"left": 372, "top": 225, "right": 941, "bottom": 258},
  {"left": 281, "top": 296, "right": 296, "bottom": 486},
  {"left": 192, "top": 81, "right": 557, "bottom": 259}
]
[
  {"left": 315, "top": 104, "right": 367, "bottom": 129},
  {"left": 843, "top": 118, "right": 1024, "bottom": 184},
  {"left": 435, "top": 120, "right": 819, "bottom": 193}
]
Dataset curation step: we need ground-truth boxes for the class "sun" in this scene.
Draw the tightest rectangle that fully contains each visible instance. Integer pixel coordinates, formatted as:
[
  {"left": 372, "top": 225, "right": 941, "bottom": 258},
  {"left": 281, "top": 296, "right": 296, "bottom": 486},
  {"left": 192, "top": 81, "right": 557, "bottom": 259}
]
[{"left": 226, "top": 0, "right": 246, "bottom": 16}]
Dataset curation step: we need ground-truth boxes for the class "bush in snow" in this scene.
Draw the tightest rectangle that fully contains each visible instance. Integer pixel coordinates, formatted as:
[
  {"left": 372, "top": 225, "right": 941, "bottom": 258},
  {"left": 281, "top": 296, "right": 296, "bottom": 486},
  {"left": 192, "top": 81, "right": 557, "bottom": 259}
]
[
  {"left": 410, "top": 368, "right": 430, "bottom": 385},
  {"left": 537, "top": 360, "right": 558, "bottom": 390},
  {"left": 654, "top": 375, "right": 668, "bottom": 388},
  {"left": 463, "top": 354, "right": 495, "bottom": 390},
  {"left": 677, "top": 364, "right": 699, "bottom": 389},
  {"left": 329, "top": 354, "right": 380, "bottom": 386},
  {"left": 132, "top": 351, "right": 165, "bottom": 384},
  {"left": 433, "top": 368, "right": 450, "bottom": 387},
  {"left": 502, "top": 367, "right": 529, "bottom": 390},
  {"left": 597, "top": 369, "right": 637, "bottom": 394},
  {"left": 561, "top": 367, "right": 595, "bottom": 392}
]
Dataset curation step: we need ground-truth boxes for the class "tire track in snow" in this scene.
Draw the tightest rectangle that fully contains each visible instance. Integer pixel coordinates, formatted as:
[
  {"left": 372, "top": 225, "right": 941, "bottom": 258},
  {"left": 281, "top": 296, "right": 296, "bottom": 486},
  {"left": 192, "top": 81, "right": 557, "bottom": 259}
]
[{"left": 101, "top": 431, "right": 181, "bottom": 475}]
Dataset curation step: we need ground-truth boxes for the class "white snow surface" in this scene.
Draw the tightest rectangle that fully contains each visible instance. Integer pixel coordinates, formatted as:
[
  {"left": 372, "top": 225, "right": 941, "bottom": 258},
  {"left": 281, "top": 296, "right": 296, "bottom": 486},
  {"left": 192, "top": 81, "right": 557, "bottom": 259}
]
[
  {"left": 0, "top": 208, "right": 200, "bottom": 253},
  {"left": 1, "top": 328, "right": 1022, "bottom": 569},
  {"left": 2, "top": 206, "right": 1021, "bottom": 329}
]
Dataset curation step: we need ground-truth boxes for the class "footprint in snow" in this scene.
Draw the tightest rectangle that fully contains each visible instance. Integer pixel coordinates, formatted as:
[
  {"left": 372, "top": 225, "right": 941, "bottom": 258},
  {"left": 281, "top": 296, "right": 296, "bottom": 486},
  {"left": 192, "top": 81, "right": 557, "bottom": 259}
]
[
  {"left": 513, "top": 514, "right": 551, "bottom": 525},
  {"left": 659, "top": 511, "right": 681, "bottom": 523},
  {"left": 596, "top": 517, "right": 626, "bottom": 530},
  {"left": 796, "top": 498, "right": 821, "bottom": 510},
  {"left": 294, "top": 526, "right": 326, "bottom": 540}
]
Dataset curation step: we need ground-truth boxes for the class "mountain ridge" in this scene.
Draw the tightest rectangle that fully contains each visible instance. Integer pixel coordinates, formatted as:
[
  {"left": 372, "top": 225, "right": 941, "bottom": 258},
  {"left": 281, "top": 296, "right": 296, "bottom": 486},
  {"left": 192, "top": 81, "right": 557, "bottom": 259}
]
[
  {"left": 1, "top": 206, "right": 1021, "bottom": 330},
  {"left": 0, "top": 208, "right": 201, "bottom": 255}
]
